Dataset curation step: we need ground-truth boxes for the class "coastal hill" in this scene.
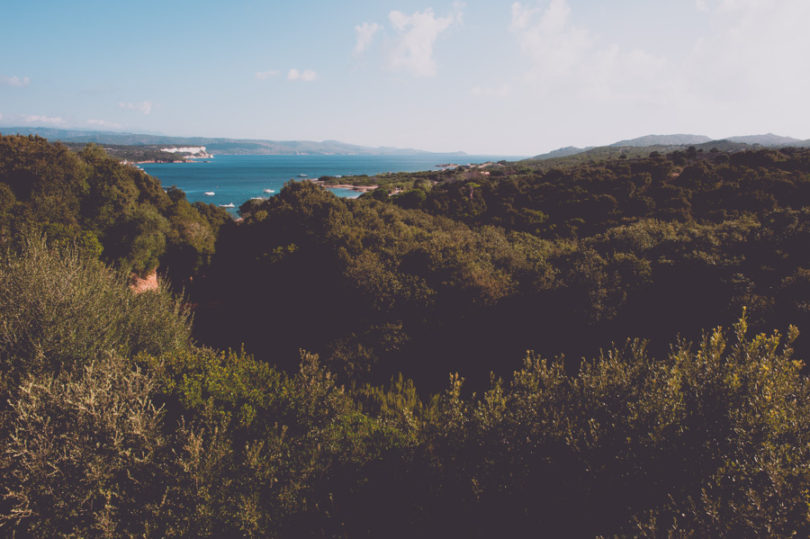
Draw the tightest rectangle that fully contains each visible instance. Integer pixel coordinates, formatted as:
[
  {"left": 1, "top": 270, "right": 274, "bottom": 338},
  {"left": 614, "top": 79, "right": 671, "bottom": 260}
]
[
  {"left": 0, "top": 126, "right": 465, "bottom": 156},
  {"left": 611, "top": 134, "right": 713, "bottom": 147},
  {"left": 531, "top": 132, "right": 810, "bottom": 161},
  {"left": 726, "top": 133, "right": 805, "bottom": 146},
  {"left": 526, "top": 132, "right": 810, "bottom": 169}
]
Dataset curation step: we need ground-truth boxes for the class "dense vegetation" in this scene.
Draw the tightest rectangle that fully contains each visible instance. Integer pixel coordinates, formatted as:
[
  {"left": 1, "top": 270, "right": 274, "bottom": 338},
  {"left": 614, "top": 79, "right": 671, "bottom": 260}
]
[
  {"left": 196, "top": 147, "right": 810, "bottom": 393},
  {"left": 2, "top": 238, "right": 809, "bottom": 536},
  {"left": 4, "top": 136, "right": 810, "bottom": 535},
  {"left": 0, "top": 134, "right": 230, "bottom": 281}
]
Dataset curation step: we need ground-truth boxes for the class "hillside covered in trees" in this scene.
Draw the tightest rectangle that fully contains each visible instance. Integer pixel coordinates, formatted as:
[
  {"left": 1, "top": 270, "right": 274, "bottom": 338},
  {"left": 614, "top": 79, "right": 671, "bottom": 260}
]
[
  {"left": 199, "top": 145, "right": 810, "bottom": 392},
  {"left": 3, "top": 135, "right": 810, "bottom": 536},
  {"left": 0, "top": 134, "right": 231, "bottom": 282}
]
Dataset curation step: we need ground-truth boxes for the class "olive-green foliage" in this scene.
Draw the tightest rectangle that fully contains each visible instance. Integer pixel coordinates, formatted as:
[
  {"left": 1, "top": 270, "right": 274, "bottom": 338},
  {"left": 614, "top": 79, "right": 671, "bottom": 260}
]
[
  {"left": 147, "top": 347, "right": 416, "bottom": 537},
  {"left": 417, "top": 316, "right": 810, "bottom": 536},
  {"left": 2, "top": 354, "right": 167, "bottom": 537},
  {"left": 0, "top": 236, "right": 190, "bottom": 397}
]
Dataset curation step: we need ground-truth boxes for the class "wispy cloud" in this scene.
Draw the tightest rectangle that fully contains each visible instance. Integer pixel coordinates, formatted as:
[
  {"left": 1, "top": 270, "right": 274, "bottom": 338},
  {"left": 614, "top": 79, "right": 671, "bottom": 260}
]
[
  {"left": 387, "top": 5, "right": 462, "bottom": 77},
  {"left": 471, "top": 84, "right": 512, "bottom": 98},
  {"left": 510, "top": 1, "right": 592, "bottom": 84},
  {"left": 24, "top": 114, "right": 65, "bottom": 125},
  {"left": 287, "top": 68, "right": 317, "bottom": 82},
  {"left": 510, "top": 1, "right": 671, "bottom": 103},
  {"left": 1, "top": 75, "right": 30, "bottom": 87},
  {"left": 255, "top": 69, "right": 279, "bottom": 80},
  {"left": 119, "top": 101, "right": 153, "bottom": 115},
  {"left": 685, "top": 0, "right": 810, "bottom": 108},
  {"left": 87, "top": 119, "right": 123, "bottom": 129},
  {"left": 505, "top": 0, "right": 810, "bottom": 143},
  {"left": 354, "top": 22, "right": 381, "bottom": 55}
]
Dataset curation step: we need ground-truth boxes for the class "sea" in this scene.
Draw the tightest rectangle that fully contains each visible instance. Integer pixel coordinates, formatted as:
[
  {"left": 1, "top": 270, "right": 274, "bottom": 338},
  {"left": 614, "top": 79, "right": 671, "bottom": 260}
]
[{"left": 141, "top": 154, "right": 522, "bottom": 215}]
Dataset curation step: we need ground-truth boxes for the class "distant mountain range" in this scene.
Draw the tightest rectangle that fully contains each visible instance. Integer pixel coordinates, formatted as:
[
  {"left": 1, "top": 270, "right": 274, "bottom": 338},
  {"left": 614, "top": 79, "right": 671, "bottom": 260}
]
[
  {"left": 532, "top": 133, "right": 810, "bottom": 160},
  {"left": 0, "top": 127, "right": 466, "bottom": 156},
  {"left": 3, "top": 126, "right": 807, "bottom": 160}
]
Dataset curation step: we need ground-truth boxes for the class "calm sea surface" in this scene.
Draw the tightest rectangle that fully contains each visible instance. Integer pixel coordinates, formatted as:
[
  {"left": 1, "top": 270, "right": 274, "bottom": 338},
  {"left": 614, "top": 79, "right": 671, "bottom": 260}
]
[{"left": 141, "top": 154, "right": 522, "bottom": 214}]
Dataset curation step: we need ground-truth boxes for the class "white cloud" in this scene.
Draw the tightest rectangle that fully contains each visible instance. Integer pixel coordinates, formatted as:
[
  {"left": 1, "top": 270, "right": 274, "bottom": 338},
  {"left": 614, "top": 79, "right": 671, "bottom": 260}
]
[
  {"left": 499, "top": 0, "right": 810, "bottom": 151},
  {"left": 510, "top": 1, "right": 590, "bottom": 82},
  {"left": 686, "top": 0, "right": 810, "bottom": 109},
  {"left": 510, "top": 1, "right": 672, "bottom": 103},
  {"left": 387, "top": 6, "right": 462, "bottom": 77},
  {"left": 510, "top": 0, "right": 810, "bottom": 110},
  {"left": 1, "top": 75, "right": 30, "bottom": 87},
  {"left": 287, "top": 68, "right": 317, "bottom": 82},
  {"left": 87, "top": 119, "right": 122, "bottom": 129},
  {"left": 471, "top": 84, "right": 512, "bottom": 98},
  {"left": 255, "top": 69, "right": 279, "bottom": 80},
  {"left": 354, "top": 22, "right": 381, "bottom": 55},
  {"left": 24, "top": 115, "right": 64, "bottom": 125},
  {"left": 119, "top": 101, "right": 153, "bottom": 115}
]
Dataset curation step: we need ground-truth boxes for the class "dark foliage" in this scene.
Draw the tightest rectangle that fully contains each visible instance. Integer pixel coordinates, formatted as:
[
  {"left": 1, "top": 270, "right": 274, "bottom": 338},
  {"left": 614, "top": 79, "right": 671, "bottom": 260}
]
[
  {"left": 2, "top": 240, "right": 809, "bottom": 536},
  {"left": 195, "top": 149, "right": 810, "bottom": 393}
]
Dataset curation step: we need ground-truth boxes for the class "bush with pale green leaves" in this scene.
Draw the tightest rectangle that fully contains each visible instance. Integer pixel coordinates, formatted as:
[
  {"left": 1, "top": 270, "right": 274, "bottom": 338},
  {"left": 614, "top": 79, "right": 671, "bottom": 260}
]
[{"left": 0, "top": 236, "right": 190, "bottom": 396}]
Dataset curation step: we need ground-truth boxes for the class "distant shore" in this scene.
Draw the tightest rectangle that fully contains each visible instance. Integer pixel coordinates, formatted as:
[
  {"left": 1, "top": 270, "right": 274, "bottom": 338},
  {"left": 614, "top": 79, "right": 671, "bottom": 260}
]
[{"left": 132, "top": 160, "right": 183, "bottom": 164}]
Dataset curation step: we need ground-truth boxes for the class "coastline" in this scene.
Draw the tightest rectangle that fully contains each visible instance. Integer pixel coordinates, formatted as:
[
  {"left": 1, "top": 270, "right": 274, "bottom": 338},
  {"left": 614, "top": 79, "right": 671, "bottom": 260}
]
[
  {"left": 140, "top": 154, "right": 517, "bottom": 212},
  {"left": 133, "top": 159, "right": 184, "bottom": 164}
]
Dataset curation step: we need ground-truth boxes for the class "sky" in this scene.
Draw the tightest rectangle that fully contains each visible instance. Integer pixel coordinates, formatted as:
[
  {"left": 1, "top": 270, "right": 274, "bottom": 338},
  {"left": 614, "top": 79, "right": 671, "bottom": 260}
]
[{"left": 1, "top": 0, "right": 809, "bottom": 155}]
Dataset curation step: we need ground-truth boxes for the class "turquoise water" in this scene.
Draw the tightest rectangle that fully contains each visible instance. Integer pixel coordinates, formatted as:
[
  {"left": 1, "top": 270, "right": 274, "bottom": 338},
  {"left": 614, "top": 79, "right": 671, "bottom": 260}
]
[{"left": 141, "top": 154, "right": 521, "bottom": 214}]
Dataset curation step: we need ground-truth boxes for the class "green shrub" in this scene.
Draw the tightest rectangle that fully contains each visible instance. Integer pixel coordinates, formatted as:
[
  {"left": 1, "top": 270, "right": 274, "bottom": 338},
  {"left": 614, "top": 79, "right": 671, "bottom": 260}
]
[
  {"left": 0, "top": 236, "right": 191, "bottom": 397},
  {"left": 1, "top": 354, "right": 166, "bottom": 537},
  {"left": 419, "top": 314, "right": 810, "bottom": 536}
]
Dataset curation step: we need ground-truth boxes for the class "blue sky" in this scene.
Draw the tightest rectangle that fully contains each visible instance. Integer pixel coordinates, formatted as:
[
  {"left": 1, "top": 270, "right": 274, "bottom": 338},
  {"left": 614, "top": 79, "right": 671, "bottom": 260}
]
[{"left": 1, "top": 0, "right": 808, "bottom": 154}]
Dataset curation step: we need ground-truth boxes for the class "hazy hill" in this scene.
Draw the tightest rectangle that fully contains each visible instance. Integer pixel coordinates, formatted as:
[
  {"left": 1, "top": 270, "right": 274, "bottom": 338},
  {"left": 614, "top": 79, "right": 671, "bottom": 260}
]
[
  {"left": 529, "top": 132, "right": 810, "bottom": 164},
  {"left": 610, "top": 134, "right": 713, "bottom": 147},
  {"left": 532, "top": 134, "right": 714, "bottom": 162},
  {"left": 530, "top": 145, "right": 595, "bottom": 160},
  {"left": 725, "top": 133, "right": 805, "bottom": 146},
  {"left": 0, "top": 127, "right": 461, "bottom": 156}
]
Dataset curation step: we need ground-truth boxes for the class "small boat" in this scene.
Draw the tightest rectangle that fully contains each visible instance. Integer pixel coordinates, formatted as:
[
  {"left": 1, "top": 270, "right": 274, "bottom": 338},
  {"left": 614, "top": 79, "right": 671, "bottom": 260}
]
[
  {"left": 219, "top": 203, "right": 236, "bottom": 208},
  {"left": 204, "top": 191, "right": 215, "bottom": 196},
  {"left": 298, "top": 173, "right": 308, "bottom": 177},
  {"left": 263, "top": 188, "right": 275, "bottom": 194}
]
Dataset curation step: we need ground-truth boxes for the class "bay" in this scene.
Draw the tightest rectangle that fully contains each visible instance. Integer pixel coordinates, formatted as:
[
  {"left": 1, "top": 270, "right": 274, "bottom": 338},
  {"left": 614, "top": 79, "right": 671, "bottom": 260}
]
[{"left": 141, "top": 153, "right": 522, "bottom": 214}]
